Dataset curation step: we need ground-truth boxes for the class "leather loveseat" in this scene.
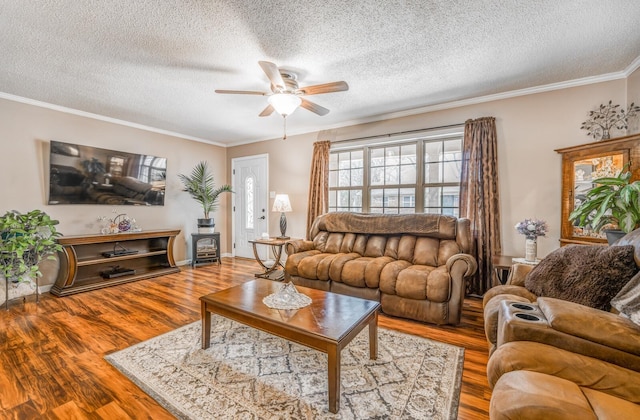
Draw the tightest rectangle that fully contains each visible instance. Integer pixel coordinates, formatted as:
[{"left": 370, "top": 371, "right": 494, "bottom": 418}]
[
  {"left": 483, "top": 230, "right": 640, "bottom": 418},
  {"left": 284, "top": 212, "right": 477, "bottom": 325}
]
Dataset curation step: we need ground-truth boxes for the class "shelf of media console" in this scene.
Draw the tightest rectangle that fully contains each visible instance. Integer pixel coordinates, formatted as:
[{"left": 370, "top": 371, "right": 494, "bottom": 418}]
[{"left": 51, "top": 229, "right": 181, "bottom": 297}]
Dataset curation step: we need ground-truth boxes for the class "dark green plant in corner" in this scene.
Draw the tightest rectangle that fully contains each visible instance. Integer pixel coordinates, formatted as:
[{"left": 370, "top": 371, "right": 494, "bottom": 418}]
[
  {"left": 178, "top": 161, "right": 233, "bottom": 219},
  {"left": 569, "top": 167, "right": 640, "bottom": 234},
  {"left": 0, "top": 210, "right": 62, "bottom": 283}
]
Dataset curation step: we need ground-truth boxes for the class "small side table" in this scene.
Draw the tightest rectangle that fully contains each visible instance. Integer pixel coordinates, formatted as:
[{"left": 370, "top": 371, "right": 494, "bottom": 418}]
[
  {"left": 191, "top": 233, "right": 221, "bottom": 268},
  {"left": 248, "top": 237, "right": 297, "bottom": 280},
  {"left": 492, "top": 254, "right": 518, "bottom": 285},
  {"left": 492, "top": 255, "right": 542, "bottom": 285}
]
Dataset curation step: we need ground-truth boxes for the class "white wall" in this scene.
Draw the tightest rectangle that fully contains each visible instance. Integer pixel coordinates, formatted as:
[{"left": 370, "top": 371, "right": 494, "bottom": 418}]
[
  {"left": 0, "top": 98, "right": 230, "bottom": 286},
  {"left": 228, "top": 79, "right": 631, "bottom": 259}
]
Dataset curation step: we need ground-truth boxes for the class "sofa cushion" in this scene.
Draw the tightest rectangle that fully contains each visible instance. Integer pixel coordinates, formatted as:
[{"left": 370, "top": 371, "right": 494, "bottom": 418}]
[
  {"left": 487, "top": 341, "right": 640, "bottom": 402},
  {"left": 490, "top": 371, "right": 598, "bottom": 420},
  {"left": 324, "top": 232, "right": 345, "bottom": 253},
  {"left": 340, "top": 256, "right": 394, "bottom": 288},
  {"left": 524, "top": 245, "right": 638, "bottom": 311},
  {"left": 397, "top": 235, "right": 417, "bottom": 262},
  {"left": 297, "top": 252, "right": 343, "bottom": 280},
  {"left": 382, "top": 265, "right": 451, "bottom": 302},
  {"left": 412, "top": 237, "right": 439, "bottom": 266},
  {"left": 284, "top": 249, "right": 321, "bottom": 276},
  {"left": 379, "top": 260, "right": 413, "bottom": 294},
  {"left": 364, "top": 235, "right": 387, "bottom": 257}
]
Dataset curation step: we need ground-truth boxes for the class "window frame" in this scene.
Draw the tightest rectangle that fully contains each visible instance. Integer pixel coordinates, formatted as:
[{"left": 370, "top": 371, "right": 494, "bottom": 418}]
[{"left": 329, "top": 128, "right": 463, "bottom": 214}]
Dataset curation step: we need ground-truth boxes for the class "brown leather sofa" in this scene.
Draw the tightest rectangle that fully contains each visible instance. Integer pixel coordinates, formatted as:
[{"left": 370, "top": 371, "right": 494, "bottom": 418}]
[
  {"left": 484, "top": 231, "right": 640, "bottom": 418},
  {"left": 284, "top": 212, "right": 477, "bottom": 325},
  {"left": 486, "top": 299, "right": 640, "bottom": 419}
]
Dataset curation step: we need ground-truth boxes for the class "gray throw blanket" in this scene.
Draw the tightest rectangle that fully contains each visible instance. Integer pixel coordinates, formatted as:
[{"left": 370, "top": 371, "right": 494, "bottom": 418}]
[{"left": 612, "top": 271, "right": 640, "bottom": 325}]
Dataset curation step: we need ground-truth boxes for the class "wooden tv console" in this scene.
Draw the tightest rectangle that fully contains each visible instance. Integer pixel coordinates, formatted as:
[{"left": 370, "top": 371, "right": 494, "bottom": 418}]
[{"left": 51, "top": 229, "right": 181, "bottom": 297}]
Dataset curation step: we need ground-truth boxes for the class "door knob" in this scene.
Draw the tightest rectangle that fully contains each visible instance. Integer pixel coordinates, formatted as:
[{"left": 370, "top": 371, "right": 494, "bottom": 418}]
[{"left": 259, "top": 216, "right": 266, "bottom": 220}]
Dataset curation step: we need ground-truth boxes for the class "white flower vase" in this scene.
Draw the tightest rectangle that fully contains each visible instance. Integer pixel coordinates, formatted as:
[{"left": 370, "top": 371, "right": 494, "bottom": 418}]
[{"left": 525, "top": 238, "right": 537, "bottom": 262}]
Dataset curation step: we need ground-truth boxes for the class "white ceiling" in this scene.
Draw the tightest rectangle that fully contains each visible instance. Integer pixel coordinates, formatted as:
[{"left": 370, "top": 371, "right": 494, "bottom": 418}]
[{"left": 1, "top": 0, "right": 640, "bottom": 146}]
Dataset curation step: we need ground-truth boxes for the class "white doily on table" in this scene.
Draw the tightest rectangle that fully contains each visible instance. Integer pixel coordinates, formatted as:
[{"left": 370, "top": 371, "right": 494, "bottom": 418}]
[{"left": 263, "top": 282, "right": 312, "bottom": 310}]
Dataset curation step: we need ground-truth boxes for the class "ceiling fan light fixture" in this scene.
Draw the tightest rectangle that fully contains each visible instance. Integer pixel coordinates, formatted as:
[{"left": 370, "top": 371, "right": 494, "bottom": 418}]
[{"left": 268, "top": 93, "right": 302, "bottom": 116}]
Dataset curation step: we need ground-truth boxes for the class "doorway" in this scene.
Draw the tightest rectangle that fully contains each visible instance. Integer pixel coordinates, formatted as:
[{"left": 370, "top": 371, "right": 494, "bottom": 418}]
[{"left": 232, "top": 154, "right": 269, "bottom": 259}]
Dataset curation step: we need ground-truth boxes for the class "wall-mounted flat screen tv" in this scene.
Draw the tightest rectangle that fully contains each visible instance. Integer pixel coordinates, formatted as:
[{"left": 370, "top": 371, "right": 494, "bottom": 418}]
[{"left": 48, "top": 140, "right": 166, "bottom": 206}]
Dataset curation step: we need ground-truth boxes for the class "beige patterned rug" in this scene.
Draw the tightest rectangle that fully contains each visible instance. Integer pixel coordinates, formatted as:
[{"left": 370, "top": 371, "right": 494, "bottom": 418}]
[{"left": 105, "top": 316, "right": 464, "bottom": 419}]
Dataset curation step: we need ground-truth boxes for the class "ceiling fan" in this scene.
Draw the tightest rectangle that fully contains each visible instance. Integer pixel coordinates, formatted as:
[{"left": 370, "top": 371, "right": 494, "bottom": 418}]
[{"left": 215, "top": 61, "right": 349, "bottom": 118}]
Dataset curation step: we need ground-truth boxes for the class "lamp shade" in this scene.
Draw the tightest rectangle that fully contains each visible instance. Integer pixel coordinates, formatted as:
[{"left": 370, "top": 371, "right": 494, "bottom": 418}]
[
  {"left": 268, "top": 93, "right": 302, "bottom": 116},
  {"left": 272, "top": 194, "right": 292, "bottom": 212}
]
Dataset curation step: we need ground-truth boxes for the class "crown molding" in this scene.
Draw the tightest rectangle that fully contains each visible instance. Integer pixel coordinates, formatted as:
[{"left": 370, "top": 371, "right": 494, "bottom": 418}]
[
  {"left": 0, "top": 91, "right": 224, "bottom": 147},
  {"left": 624, "top": 55, "right": 640, "bottom": 76},
  {"left": 362, "top": 71, "right": 629, "bottom": 123},
  {"left": 3, "top": 57, "right": 639, "bottom": 149}
]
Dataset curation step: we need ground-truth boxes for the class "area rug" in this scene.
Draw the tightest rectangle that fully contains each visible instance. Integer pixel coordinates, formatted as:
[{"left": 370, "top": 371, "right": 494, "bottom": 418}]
[{"left": 105, "top": 316, "right": 464, "bottom": 419}]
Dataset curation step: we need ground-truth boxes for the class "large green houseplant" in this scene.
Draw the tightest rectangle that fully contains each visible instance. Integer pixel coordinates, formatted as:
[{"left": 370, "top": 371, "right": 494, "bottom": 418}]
[
  {"left": 178, "top": 161, "right": 233, "bottom": 228},
  {"left": 569, "top": 167, "right": 640, "bottom": 242},
  {"left": 0, "top": 209, "right": 62, "bottom": 283}
]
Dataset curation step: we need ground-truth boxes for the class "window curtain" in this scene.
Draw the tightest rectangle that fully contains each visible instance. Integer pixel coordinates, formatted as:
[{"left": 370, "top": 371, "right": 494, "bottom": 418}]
[
  {"left": 306, "top": 140, "right": 331, "bottom": 239},
  {"left": 460, "top": 117, "right": 501, "bottom": 296}
]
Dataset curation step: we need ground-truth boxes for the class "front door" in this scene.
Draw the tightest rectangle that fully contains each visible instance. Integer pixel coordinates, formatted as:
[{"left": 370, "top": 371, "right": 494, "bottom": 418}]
[{"left": 232, "top": 154, "right": 269, "bottom": 259}]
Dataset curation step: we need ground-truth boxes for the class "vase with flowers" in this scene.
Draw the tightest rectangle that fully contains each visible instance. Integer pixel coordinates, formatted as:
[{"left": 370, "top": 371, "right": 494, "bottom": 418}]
[{"left": 515, "top": 218, "right": 548, "bottom": 262}]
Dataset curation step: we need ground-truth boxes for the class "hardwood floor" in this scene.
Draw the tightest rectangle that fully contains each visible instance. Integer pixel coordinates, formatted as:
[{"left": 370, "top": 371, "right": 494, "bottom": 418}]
[{"left": 0, "top": 258, "right": 491, "bottom": 419}]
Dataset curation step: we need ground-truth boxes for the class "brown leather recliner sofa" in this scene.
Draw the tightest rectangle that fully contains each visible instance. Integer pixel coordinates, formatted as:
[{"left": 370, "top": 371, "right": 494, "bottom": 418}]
[
  {"left": 284, "top": 212, "right": 477, "bottom": 325},
  {"left": 484, "top": 230, "right": 640, "bottom": 418}
]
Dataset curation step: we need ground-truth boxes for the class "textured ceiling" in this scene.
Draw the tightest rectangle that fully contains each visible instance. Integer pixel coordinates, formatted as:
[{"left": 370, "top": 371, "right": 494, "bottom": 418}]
[{"left": 1, "top": 0, "right": 640, "bottom": 146}]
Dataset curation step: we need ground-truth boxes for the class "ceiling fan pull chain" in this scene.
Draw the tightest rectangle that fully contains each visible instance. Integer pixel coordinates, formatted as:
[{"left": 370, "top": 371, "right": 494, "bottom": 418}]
[{"left": 283, "top": 116, "right": 287, "bottom": 140}]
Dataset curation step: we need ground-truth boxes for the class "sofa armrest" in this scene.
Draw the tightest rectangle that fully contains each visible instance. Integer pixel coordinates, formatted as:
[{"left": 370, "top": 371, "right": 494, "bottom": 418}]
[
  {"left": 285, "top": 239, "right": 315, "bottom": 255},
  {"left": 446, "top": 253, "right": 477, "bottom": 278},
  {"left": 538, "top": 297, "right": 640, "bottom": 357},
  {"left": 506, "top": 263, "right": 534, "bottom": 287}
]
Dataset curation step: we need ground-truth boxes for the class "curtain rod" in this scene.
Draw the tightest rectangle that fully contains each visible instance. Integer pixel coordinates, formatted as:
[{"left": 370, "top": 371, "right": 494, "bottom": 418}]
[{"left": 330, "top": 122, "right": 465, "bottom": 145}]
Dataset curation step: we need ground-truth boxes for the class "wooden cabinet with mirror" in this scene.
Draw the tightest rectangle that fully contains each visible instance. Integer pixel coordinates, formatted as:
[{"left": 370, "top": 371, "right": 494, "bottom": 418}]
[{"left": 555, "top": 133, "right": 640, "bottom": 246}]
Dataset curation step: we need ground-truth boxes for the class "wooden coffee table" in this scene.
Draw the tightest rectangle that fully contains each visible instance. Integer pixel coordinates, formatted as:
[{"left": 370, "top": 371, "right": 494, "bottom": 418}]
[{"left": 200, "top": 278, "right": 380, "bottom": 413}]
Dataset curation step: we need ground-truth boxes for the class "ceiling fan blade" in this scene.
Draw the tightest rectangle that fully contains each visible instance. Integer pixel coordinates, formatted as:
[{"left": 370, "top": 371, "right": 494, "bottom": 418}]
[
  {"left": 258, "top": 61, "right": 285, "bottom": 90},
  {"left": 259, "top": 104, "right": 275, "bottom": 117},
  {"left": 301, "top": 98, "right": 329, "bottom": 116},
  {"left": 298, "top": 81, "right": 349, "bottom": 96},
  {"left": 215, "top": 89, "right": 267, "bottom": 95}
]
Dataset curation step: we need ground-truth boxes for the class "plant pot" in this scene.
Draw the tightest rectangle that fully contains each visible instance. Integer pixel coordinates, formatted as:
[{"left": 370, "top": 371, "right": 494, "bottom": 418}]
[
  {"left": 197, "top": 218, "right": 215, "bottom": 234},
  {"left": 197, "top": 218, "right": 215, "bottom": 227},
  {"left": 604, "top": 229, "right": 626, "bottom": 245}
]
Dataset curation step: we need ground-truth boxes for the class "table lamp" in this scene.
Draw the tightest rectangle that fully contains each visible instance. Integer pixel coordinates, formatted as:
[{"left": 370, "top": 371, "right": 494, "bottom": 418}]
[{"left": 272, "top": 194, "right": 292, "bottom": 239}]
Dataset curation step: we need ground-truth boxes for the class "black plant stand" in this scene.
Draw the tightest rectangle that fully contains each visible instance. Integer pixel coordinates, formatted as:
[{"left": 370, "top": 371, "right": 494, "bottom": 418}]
[{"left": 191, "top": 233, "right": 221, "bottom": 268}]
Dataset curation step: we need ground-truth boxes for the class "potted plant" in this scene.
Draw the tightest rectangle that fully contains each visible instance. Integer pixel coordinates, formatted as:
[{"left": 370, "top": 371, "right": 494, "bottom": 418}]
[
  {"left": 178, "top": 161, "right": 233, "bottom": 231},
  {"left": 569, "top": 166, "right": 640, "bottom": 244},
  {"left": 0, "top": 210, "right": 62, "bottom": 305}
]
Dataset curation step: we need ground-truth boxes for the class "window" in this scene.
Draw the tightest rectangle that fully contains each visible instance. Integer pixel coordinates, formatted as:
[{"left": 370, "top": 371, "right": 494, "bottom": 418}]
[
  {"left": 329, "top": 130, "right": 463, "bottom": 214},
  {"left": 329, "top": 150, "right": 363, "bottom": 212},
  {"left": 424, "top": 138, "right": 462, "bottom": 217}
]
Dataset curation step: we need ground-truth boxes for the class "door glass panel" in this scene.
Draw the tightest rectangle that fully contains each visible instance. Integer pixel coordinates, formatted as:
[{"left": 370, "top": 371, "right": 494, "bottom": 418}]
[
  {"left": 572, "top": 154, "right": 624, "bottom": 239},
  {"left": 245, "top": 176, "right": 254, "bottom": 229}
]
